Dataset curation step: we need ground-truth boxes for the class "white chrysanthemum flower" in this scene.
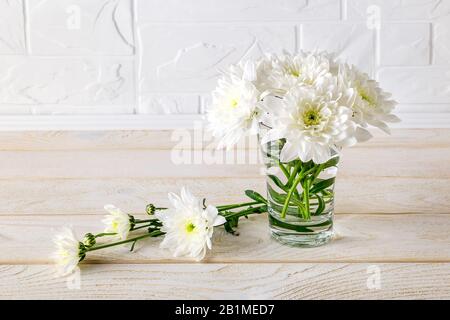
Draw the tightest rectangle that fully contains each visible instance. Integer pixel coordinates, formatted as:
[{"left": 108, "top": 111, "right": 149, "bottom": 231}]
[
  {"left": 53, "top": 227, "right": 84, "bottom": 276},
  {"left": 102, "top": 205, "right": 132, "bottom": 240},
  {"left": 268, "top": 51, "right": 337, "bottom": 93},
  {"left": 156, "top": 187, "right": 226, "bottom": 261},
  {"left": 340, "top": 64, "right": 399, "bottom": 141},
  {"left": 207, "top": 60, "right": 267, "bottom": 149},
  {"left": 261, "top": 86, "right": 356, "bottom": 164}
]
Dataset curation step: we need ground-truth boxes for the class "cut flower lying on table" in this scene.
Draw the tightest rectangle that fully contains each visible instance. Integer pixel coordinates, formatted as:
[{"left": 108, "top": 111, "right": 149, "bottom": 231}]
[{"left": 53, "top": 187, "right": 267, "bottom": 275}]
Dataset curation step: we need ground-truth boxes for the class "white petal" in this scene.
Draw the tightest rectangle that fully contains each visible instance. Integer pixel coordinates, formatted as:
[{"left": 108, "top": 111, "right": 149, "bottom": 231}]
[
  {"left": 298, "top": 140, "right": 312, "bottom": 162},
  {"left": 180, "top": 187, "right": 197, "bottom": 206},
  {"left": 260, "top": 129, "right": 285, "bottom": 144},
  {"left": 355, "top": 127, "right": 373, "bottom": 143},
  {"left": 249, "top": 118, "right": 259, "bottom": 135},
  {"left": 168, "top": 192, "right": 182, "bottom": 209},
  {"left": 319, "top": 167, "right": 337, "bottom": 179},
  {"left": 203, "top": 205, "right": 219, "bottom": 223},
  {"left": 213, "top": 215, "right": 227, "bottom": 227},
  {"left": 242, "top": 60, "right": 257, "bottom": 82},
  {"left": 383, "top": 114, "right": 401, "bottom": 123},
  {"left": 104, "top": 204, "right": 120, "bottom": 214},
  {"left": 194, "top": 248, "right": 207, "bottom": 261},
  {"left": 280, "top": 142, "right": 299, "bottom": 163},
  {"left": 370, "top": 119, "right": 391, "bottom": 134},
  {"left": 260, "top": 95, "right": 283, "bottom": 113},
  {"left": 311, "top": 144, "right": 331, "bottom": 164},
  {"left": 337, "top": 136, "right": 357, "bottom": 147}
]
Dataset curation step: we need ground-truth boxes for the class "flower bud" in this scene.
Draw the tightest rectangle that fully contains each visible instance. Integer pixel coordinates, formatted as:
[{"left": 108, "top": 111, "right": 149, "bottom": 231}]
[
  {"left": 128, "top": 214, "right": 136, "bottom": 229},
  {"left": 78, "top": 242, "right": 87, "bottom": 262},
  {"left": 146, "top": 204, "right": 156, "bottom": 215},
  {"left": 83, "top": 233, "right": 96, "bottom": 248}
]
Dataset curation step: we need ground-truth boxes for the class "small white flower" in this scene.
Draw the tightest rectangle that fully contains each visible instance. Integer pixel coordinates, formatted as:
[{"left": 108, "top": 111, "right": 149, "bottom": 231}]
[
  {"left": 53, "top": 227, "right": 83, "bottom": 276},
  {"left": 156, "top": 187, "right": 226, "bottom": 261},
  {"left": 261, "top": 86, "right": 356, "bottom": 164},
  {"left": 102, "top": 205, "right": 132, "bottom": 240},
  {"left": 340, "top": 64, "right": 399, "bottom": 141},
  {"left": 207, "top": 60, "right": 266, "bottom": 149}
]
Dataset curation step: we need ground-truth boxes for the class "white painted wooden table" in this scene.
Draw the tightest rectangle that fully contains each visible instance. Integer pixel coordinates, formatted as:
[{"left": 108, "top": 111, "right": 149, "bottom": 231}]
[{"left": 0, "top": 129, "right": 449, "bottom": 299}]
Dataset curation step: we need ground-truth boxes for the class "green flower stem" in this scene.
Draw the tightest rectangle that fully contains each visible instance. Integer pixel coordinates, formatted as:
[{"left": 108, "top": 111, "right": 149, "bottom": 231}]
[
  {"left": 217, "top": 201, "right": 260, "bottom": 212},
  {"left": 131, "top": 224, "right": 152, "bottom": 231},
  {"left": 290, "top": 163, "right": 306, "bottom": 201},
  {"left": 94, "top": 233, "right": 116, "bottom": 238},
  {"left": 87, "top": 230, "right": 164, "bottom": 252},
  {"left": 134, "top": 219, "right": 158, "bottom": 224},
  {"left": 221, "top": 205, "right": 266, "bottom": 220},
  {"left": 277, "top": 161, "right": 290, "bottom": 180},
  {"left": 287, "top": 161, "right": 302, "bottom": 187},
  {"left": 280, "top": 173, "right": 304, "bottom": 219},
  {"left": 310, "top": 163, "right": 324, "bottom": 183},
  {"left": 302, "top": 179, "right": 311, "bottom": 220},
  {"left": 278, "top": 162, "right": 321, "bottom": 219}
]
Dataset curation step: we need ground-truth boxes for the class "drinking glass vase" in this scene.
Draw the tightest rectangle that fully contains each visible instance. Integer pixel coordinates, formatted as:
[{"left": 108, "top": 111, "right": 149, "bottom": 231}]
[{"left": 261, "top": 139, "right": 339, "bottom": 247}]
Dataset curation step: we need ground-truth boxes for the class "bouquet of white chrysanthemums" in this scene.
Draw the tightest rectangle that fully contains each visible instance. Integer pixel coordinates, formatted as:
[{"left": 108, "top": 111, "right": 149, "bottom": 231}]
[
  {"left": 207, "top": 51, "right": 399, "bottom": 161},
  {"left": 207, "top": 51, "right": 399, "bottom": 244}
]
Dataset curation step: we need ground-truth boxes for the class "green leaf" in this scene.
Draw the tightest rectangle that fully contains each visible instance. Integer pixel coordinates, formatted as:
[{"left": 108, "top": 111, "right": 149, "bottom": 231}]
[
  {"left": 268, "top": 175, "right": 288, "bottom": 192},
  {"left": 310, "top": 177, "right": 335, "bottom": 194},
  {"left": 267, "top": 185, "right": 303, "bottom": 207},
  {"left": 223, "top": 221, "right": 237, "bottom": 235},
  {"left": 269, "top": 215, "right": 333, "bottom": 233},
  {"left": 314, "top": 194, "right": 325, "bottom": 216},
  {"left": 245, "top": 190, "right": 267, "bottom": 204},
  {"left": 267, "top": 185, "right": 286, "bottom": 204},
  {"left": 130, "top": 240, "right": 137, "bottom": 252},
  {"left": 322, "top": 156, "right": 339, "bottom": 170},
  {"left": 297, "top": 203, "right": 307, "bottom": 219}
]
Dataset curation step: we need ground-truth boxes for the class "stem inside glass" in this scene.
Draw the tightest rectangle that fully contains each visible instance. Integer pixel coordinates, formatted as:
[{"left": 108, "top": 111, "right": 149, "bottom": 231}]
[{"left": 261, "top": 138, "right": 338, "bottom": 247}]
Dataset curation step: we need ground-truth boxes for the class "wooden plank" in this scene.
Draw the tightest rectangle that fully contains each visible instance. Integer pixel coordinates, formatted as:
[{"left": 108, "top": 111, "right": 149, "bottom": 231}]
[
  {"left": 0, "top": 177, "right": 264, "bottom": 216},
  {"left": 0, "top": 177, "right": 448, "bottom": 215},
  {"left": 0, "top": 146, "right": 448, "bottom": 179},
  {"left": 0, "top": 149, "right": 260, "bottom": 179},
  {"left": 0, "top": 129, "right": 448, "bottom": 151},
  {"left": 0, "top": 131, "right": 178, "bottom": 151},
  {"left": 0, "top": 263, "right": 448, "bottom": 299},
  {"left": 0, "top": 214, "right": 449, "bottom": 264}
]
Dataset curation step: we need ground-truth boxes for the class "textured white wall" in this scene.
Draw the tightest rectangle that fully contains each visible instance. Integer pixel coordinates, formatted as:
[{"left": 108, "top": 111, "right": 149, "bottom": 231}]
[{"left": 0, "top": 0, "right": 449, "bottom": 124}]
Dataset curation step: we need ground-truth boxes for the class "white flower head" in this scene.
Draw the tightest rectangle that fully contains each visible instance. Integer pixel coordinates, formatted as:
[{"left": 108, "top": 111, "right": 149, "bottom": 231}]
[
  {"left": 340, "top": 64, "right": 399, "bottom": 141},
  {"left": 261, "top": 86, "right": 356, "bottom": 164},
  {"left": 156, "top": 187, "right": 226, "bottom": 261},
  {"left": 207, "top": 51, "right": 399, "bottom": 157},
  {"left": 207, "top": 60, "right": 266, "bottom": 149},
  {"left": 102, "top": 205, "right": 132, "bottom": 240},
  {"left": 53, "top": 227, "right": 84, "bottom": 276},
  {"left": 269, "top": 51, "right": 337, "bottom": 93}
]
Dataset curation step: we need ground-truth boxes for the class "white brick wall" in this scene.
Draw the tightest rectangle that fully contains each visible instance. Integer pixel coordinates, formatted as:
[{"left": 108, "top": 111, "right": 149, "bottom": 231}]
[{"left": 0, "top": 0, "right": 449, "bottom": 125}]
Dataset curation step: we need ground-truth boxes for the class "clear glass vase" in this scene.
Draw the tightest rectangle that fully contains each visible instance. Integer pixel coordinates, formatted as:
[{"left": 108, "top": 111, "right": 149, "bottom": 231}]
[{"left": 261, "top": 139, "right": 339, "bottom": 247}]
